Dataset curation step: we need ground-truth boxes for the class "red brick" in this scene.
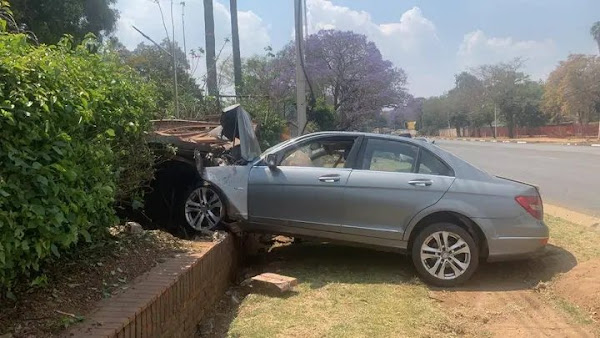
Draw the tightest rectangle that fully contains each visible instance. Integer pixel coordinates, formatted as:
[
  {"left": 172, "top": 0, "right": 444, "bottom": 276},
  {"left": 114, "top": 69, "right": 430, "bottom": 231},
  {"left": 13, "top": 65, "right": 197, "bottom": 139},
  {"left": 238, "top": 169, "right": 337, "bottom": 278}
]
[{"left": 64, "top": 239, "right": 237, "bottom": 338}]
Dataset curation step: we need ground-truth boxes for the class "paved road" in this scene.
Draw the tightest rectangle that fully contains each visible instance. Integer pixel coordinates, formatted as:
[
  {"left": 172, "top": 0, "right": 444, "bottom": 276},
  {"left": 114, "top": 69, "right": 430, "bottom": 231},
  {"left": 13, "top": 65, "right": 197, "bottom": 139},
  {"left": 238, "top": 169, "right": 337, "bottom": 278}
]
[{"left": 436, "top": 140, "right": 600, "bottom": 217}]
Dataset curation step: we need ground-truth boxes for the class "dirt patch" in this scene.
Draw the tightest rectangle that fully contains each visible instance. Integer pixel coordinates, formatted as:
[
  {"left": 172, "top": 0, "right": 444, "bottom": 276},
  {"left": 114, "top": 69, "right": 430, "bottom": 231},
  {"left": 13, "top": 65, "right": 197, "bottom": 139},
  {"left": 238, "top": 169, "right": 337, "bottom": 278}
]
[
  {"left": 554, "top": 259, "right": 600, "bottom": 322},
  {"left": 434, "top": 288, "right": 594, "bottom": 337},
  {"left": 0, "top": 227, "right": 207, "bottom": 338}
]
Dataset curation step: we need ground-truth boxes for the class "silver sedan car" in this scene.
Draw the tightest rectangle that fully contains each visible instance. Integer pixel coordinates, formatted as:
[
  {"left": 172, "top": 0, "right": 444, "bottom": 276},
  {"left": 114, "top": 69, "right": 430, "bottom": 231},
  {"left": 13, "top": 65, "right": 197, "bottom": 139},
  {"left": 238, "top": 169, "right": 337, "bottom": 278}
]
[{"left": 195, "top": 131, "right": 549, "bottom": 286}]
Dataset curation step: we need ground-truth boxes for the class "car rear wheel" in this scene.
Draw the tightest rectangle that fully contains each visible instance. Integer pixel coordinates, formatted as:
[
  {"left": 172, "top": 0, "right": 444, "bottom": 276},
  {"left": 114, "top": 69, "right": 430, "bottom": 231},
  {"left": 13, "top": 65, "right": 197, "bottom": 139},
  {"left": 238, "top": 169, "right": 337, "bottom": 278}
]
[
  {"left": 181, "top": 184, "right": 225, "bottom": 232},
  {"left": 411, "top": 223, "right": 479, "bottom": 287}
]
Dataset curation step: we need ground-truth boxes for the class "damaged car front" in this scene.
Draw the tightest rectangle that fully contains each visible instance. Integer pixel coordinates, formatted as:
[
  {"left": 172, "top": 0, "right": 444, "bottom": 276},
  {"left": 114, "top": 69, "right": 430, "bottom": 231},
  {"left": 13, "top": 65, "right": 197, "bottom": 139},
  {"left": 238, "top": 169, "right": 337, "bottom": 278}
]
[{"left": 195, "top": 104, "right": 263, "bottom": 226}]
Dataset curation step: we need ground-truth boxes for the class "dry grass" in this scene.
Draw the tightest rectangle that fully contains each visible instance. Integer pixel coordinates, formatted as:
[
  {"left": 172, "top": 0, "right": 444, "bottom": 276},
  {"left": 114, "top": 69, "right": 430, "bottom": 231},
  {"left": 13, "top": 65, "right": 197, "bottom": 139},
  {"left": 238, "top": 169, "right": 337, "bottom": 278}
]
[
  {"left": 222, "top": 216, "right": 600, "bottom": 338},
  {"left": 226, "top": 245, "right": 462, "bottom": 338},
  {"left": 545, "top": 215, "right": 600, "bottom": 261}
]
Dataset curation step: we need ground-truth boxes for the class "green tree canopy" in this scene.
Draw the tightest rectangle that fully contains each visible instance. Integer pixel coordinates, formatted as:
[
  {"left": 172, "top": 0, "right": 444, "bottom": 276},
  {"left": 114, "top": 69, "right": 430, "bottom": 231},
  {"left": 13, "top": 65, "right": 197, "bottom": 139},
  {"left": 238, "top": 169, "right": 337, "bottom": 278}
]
[
  {"left": 119, "top": 40, "right": 205, "bottom": 118},
  {"left": 543, "top": 54, "right": 600, "bottom": 125},
  {"left": 11, "top": 0, "right": 119, "bottom": 44}
]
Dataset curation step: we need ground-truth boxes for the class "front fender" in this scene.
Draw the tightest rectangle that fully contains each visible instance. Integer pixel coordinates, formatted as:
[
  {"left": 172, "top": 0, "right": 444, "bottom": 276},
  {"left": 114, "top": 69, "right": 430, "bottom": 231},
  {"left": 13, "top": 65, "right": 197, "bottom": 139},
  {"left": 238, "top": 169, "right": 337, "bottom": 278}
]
[{"left": 201, "top": 164, "right": 252, "bottom": 221}]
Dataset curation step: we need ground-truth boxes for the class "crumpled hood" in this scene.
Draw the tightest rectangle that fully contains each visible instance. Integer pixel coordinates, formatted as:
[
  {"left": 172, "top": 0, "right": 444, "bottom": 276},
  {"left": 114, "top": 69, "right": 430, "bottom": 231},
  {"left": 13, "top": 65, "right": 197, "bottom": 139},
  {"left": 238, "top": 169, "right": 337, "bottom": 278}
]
[{"left": 220, "top": 104, "right": 261, "bottom": 161}]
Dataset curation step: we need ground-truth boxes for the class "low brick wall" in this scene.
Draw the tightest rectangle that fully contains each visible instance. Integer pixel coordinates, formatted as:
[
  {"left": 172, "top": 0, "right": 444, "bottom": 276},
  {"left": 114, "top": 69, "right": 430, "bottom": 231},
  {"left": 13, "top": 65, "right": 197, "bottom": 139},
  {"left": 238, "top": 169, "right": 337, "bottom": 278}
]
[{"left": 65, "top": 235, "right": 238, "bottom": 337}]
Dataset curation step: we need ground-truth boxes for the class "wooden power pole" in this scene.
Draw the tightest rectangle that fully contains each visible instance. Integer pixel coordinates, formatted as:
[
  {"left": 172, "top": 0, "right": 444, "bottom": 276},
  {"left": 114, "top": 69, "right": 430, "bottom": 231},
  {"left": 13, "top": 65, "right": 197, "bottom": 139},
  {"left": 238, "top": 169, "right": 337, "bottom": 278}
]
[
  {"left": 230, "top": 0, "right": 243, "bottom": 96},
  {"left": 204, "top": 0, "right": 218, "bottom": 97}
]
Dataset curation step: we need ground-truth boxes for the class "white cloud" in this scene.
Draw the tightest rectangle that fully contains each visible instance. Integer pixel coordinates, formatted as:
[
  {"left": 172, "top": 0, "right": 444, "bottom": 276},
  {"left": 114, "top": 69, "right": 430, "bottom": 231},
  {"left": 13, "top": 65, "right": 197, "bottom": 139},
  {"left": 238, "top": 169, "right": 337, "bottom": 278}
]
[
  {"left": 306, "top": 0, "right": 447, "bottom": 97},
  {"left": 457, "top": 30, "right": 559, "bottom": 81},
  {"left": 237, "top": 9, "right": 271, "bottom": 55},
  {"left": 114, "top": 0, "right": 271, "bottom": 94}
]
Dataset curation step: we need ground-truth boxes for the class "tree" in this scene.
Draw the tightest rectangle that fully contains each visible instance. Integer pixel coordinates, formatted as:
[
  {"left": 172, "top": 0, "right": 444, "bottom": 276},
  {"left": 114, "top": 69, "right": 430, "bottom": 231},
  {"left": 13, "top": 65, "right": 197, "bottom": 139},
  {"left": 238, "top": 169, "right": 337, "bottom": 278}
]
[
  {"left": 515, "top": 81, "right": 547, "bottom": 130},
  {"left": 477, "top": 60, "right": 529, "bottom": 138},
  {"left": 204, "top": 0, "right": 218, "bottom": 97},
  {"left": 11, "top": 0, "right": 119, "bottom": 44},
  {"left": 121, "top": 40, "right": 204, "bottom": 118},
  {"left": 447, "top": 72, "right": 487, "bottom": 136},
  {"left": 230, "top": 0, "right": 243, "bottom": 95},
  {"left": 543, "top": 54, "right": 600, "bottom": 131},
  {"left": 591, "top": 22, "right": 600, "bottom": 54},
  {"left": 389, "top": 96, "right": 424, "bottom": 130},
  {"left": 420, "top": 96, "right": 451, "bottom": 135},
  {"left": 272, "top": 30, "right": 408, "bottom": 130}
]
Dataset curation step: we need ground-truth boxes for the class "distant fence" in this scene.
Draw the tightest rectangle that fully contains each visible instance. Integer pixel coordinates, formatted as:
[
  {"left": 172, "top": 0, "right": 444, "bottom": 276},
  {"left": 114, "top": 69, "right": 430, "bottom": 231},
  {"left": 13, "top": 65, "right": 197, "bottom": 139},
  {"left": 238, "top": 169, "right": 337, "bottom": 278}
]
[{"left": 439, "top": 122, "right": 600, "bottom": 138}]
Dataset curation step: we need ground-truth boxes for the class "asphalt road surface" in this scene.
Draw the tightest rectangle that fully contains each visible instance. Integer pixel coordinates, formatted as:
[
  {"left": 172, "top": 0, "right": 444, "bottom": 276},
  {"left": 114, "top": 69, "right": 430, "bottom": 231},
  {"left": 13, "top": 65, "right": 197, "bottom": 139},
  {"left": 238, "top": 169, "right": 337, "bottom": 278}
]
[{"left": 436, "top": 140, "right": 600, "bottom": 217}]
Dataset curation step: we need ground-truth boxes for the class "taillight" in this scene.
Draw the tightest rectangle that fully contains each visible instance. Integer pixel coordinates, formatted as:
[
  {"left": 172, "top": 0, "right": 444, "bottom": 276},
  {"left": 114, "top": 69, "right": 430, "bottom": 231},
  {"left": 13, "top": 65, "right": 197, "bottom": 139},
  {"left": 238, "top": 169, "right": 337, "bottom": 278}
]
[{"left": 515, "top": 195, "right": 544, "bottom": 220}]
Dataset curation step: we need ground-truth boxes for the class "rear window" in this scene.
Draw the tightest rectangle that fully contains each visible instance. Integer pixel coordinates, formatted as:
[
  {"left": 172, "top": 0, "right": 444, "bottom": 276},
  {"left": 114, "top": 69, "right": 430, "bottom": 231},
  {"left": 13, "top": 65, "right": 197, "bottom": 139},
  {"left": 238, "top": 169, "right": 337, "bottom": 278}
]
[{"left": 418, "top": 149, "right": 454, "bottom": 177}]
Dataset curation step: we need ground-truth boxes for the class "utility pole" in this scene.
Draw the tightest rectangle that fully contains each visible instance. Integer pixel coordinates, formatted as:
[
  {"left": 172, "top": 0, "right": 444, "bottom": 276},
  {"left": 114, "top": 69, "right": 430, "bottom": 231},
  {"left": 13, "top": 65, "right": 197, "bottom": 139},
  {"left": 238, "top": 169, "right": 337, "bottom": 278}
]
[
  {"left": 204, "top": 0, "right": 218, "bottom": 97},
  {"left": 597, "top": 111, "right": 600, "bottom": 140},
  {"left": 294, "top": 0, "right": 307, "bottom": 136},
  {"left": 494, "top": 104, "right": 497, "bottom": 138},
  {"left": 230, "top": 0, "right": 243, "bottom": 97}
]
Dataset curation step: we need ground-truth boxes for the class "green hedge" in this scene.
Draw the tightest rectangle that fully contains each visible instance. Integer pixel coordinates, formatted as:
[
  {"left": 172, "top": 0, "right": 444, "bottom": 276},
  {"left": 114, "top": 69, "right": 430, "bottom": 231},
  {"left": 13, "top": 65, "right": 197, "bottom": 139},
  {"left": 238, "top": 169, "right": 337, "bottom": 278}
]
[{"left": 0, "top": 34, "right": 157, "bottom": 291}]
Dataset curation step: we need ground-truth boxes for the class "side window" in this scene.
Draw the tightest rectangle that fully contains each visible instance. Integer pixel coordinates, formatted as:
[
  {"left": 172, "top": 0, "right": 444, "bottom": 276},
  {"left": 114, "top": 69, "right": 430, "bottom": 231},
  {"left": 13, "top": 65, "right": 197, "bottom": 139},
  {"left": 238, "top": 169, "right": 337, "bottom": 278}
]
[
  {"left": 279, "top": 136, "right": 357, "bottom": 168},
  {"left": 361, "top": 138, "right": 418, "bottom": 173},
  {"left": 418, "top": 149, "right": 454, "bottom": 176}
]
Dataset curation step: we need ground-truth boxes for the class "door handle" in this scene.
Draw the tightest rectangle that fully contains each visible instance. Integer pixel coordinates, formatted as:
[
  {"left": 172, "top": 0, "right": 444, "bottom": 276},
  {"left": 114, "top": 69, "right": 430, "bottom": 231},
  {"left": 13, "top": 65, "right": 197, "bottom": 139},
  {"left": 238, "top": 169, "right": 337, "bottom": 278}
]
[
  {"left": 408, "top": 179, "right": 433, "bottom": 187},
  {"left": 319, "top": 175, "right": 341, "bottom": 183}
]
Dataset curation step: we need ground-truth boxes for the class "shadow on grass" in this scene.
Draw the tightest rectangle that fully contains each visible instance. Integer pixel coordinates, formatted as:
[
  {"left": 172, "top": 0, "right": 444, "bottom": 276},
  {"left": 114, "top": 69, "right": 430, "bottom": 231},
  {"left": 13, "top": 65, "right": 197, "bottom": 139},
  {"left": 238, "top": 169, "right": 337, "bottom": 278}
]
[
  {"left": 450, "top": 244, "right": 577, "bottom": 292},
  {"left": 196, "top": 242, "right": 577, "bottom": 337},
  {"left": 256, "top": 242, "right": 576, "bottom": 292}
]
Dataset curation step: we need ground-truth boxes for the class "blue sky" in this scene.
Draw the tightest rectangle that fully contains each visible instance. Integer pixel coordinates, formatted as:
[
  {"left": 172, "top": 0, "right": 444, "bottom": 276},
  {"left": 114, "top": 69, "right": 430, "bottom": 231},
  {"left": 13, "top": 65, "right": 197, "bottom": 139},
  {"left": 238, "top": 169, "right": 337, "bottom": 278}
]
[{"left": 115, "top": 0, "right": 600, "bottom": 97}]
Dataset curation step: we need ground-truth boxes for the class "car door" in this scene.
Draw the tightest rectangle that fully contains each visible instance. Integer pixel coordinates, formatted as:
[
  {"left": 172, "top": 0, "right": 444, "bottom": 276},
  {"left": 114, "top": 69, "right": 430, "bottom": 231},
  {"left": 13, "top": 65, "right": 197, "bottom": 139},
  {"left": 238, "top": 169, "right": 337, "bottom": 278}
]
[
  {"left": 248, "top": 134, "right": 361, "bottom": 234},
  {"left": 342, "top": 137, "right": 455, "bottom": 240}
]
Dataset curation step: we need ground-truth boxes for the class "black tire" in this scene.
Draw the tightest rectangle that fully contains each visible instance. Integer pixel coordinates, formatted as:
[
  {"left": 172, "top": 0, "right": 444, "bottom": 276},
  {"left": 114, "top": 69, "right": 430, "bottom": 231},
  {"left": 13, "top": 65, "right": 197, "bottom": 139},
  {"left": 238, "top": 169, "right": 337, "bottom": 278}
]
[
  {"left": 411, "top": 223, "right": 479, "bottom": 287},
  {"left": 176, "top": 181, "right": 226, "bottom": 233}
]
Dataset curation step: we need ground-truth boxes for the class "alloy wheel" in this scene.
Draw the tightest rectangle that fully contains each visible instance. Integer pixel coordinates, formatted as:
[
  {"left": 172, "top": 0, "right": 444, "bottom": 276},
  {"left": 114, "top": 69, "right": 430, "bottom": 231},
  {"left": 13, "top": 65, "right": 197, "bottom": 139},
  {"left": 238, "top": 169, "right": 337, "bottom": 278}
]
[
  {"left": 184, "top": 186, "right": 223, "bottom": 230},
  {"left": 420, "top": 231, "right": 472, "bottom": 280}
]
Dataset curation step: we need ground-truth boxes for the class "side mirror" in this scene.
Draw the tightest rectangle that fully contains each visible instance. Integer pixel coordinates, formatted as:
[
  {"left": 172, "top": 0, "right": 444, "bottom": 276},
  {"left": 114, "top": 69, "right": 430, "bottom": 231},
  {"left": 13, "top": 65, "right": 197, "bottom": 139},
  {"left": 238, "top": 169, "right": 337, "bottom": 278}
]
[{"left": 266, "top": 153, "right": 278, "bottom": 169}]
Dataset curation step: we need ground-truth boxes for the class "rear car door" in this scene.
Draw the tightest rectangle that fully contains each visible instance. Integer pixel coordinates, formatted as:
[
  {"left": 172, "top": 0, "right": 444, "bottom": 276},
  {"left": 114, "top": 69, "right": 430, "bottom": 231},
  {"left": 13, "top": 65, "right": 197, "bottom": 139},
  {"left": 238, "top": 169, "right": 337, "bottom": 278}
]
[
  {"left": 342, "top": 137, "right": 455, "bottom": 239},
  {"left": 248, "top": 135, "right": 361, "bottom": 233}
]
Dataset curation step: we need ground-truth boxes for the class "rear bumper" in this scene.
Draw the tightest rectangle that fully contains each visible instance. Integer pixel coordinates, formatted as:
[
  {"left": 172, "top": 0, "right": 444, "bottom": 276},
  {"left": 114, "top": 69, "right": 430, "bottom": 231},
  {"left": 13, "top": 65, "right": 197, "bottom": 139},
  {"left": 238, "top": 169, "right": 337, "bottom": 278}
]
[
  {"left": 473, "top": 216, "right": 549, "bottom": 262},
  {"left": 486, "top": 236, "right": 548, "bottom": 262}
]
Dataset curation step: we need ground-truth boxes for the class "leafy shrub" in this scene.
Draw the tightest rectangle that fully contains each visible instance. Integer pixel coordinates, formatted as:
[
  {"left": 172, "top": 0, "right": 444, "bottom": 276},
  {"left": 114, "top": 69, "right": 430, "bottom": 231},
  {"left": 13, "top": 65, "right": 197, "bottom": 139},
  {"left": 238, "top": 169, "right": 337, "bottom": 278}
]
[
  {"left": 238, "top": 97, "right": 285, "bottom": 149},
  {"left": 0, "top": 33, "right": 157, "bottom": 291}
]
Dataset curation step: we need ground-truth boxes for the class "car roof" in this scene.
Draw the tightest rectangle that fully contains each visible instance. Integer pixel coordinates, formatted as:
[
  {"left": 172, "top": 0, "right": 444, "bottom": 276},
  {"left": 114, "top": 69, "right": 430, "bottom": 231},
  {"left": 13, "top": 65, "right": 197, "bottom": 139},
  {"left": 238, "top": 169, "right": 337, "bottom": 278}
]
[{"left": 289, "top": 131, "right": 493, "bottom": 181}]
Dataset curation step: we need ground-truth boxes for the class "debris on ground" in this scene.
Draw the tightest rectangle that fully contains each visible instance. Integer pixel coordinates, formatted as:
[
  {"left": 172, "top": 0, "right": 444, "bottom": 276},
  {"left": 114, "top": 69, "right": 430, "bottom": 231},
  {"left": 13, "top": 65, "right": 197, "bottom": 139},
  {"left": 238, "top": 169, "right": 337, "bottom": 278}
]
[
  {"left": 534, "top": 281, "right": 550, "bottom": 292},
  {"left": 0, "top": 227, "right": 206, "bottom": 338},
  {"left": 248, "top": 272, "right": 298, "bottom": 294},
  {"left": 125, "top": 221, "right": 144, "bottom": 235}
]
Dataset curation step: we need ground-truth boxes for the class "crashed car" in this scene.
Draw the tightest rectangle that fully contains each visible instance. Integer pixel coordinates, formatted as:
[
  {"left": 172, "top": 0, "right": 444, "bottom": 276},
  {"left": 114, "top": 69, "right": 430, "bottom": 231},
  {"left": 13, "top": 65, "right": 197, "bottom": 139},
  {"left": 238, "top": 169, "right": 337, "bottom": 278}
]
[
  {"left": 197, "top": 119, "right": 549, "bottom": 286},
  {"left": 143, "top": 104, "right": 260, "bottom": 231}
]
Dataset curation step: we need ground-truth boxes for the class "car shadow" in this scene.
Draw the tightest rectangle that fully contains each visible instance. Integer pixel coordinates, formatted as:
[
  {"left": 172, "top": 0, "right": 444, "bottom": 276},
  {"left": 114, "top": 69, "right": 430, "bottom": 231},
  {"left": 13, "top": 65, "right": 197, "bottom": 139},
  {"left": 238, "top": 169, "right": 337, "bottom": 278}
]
[
  {"left": 196, "top": 242, "right": 577, "bottom": 337},
  {"left": 444, "top": 244, "right": 577, "bottom": 292},
  {"left": 253, "top": 242, "right": 577, "bottom": 292}
]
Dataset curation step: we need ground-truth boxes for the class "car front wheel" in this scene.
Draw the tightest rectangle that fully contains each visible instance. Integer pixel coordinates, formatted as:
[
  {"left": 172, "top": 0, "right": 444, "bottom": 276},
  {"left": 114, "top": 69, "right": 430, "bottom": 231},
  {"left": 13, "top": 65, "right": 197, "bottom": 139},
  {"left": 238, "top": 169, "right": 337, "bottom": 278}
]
[
  {"left": 181, "top": 184, "right": 225, "bottom": 232},
  {"left": 411, "top": 223, "right": 479, "bottom": 287}
]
